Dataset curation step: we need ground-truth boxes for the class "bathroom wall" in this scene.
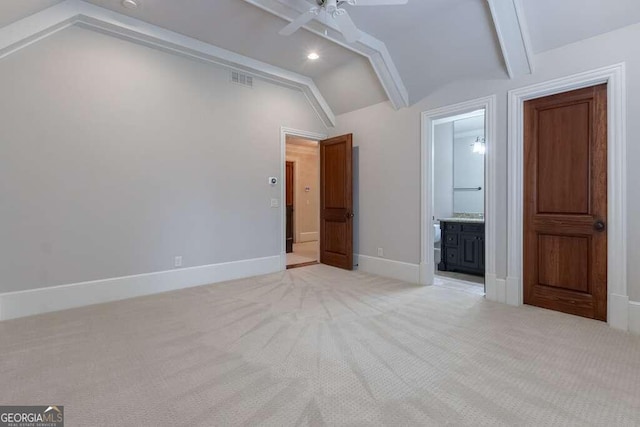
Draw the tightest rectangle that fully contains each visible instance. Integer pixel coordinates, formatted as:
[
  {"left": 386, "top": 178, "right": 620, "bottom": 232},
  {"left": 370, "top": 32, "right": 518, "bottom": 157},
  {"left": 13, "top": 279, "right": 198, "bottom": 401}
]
[
  {"left": 433, "top": 122, "right": 454, "bottom": 221},
  {"left": 453, "top": 118, "right": 485, "bottom": 215}
]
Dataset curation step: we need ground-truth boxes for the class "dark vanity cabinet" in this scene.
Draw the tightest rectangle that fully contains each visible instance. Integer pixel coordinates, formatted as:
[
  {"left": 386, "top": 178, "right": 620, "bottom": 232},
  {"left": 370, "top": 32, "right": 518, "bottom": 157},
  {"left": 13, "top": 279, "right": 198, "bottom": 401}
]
[{"left": 438, "top": 221, "right": 485, "bottom": 276}]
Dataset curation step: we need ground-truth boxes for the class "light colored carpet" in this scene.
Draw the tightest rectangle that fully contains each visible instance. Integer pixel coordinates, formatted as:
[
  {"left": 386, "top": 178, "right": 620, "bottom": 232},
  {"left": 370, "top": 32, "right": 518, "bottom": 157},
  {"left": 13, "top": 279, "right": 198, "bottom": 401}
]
[
  {"left": 286, "top": 241, "right": 318, "bottom": 266},
  {"left": 1, "top": 265, "right": 640, "bottom": 426}
]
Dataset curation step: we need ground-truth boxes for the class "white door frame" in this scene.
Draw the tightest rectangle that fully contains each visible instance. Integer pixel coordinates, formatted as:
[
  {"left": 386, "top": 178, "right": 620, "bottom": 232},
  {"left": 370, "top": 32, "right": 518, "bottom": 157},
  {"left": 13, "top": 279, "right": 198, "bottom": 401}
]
[
  {"left": 420, "top": 95, "right": 498, "bottom": 291},
  {"left": 507, "top": 63, "right": 629, "bottom": 331},
  {"left": 280, "top": 127, "right": 327, "bottom": 271}
]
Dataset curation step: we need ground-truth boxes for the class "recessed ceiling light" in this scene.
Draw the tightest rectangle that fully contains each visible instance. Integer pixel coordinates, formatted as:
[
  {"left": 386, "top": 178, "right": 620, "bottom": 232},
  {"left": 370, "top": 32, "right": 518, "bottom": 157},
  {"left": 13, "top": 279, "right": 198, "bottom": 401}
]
[
  {"left": 307, "top": 52, "right": 320, "bottom": 60},
  {"left": 122, "top": 0, "right": 138, "bottom": 9}
]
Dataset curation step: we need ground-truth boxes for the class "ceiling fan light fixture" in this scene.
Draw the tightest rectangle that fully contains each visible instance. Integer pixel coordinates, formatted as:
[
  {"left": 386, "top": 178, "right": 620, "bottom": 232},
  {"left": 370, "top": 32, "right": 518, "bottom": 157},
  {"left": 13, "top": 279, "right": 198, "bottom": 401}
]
[
  {"left": 307, "top": 52, "right": 320, "bottom": 60},
  {"left": 122, "top": 0, "right": 138, "bottom": 10},
  {"left": 279, "top": 0, "right": 407, "bottom": 43}
]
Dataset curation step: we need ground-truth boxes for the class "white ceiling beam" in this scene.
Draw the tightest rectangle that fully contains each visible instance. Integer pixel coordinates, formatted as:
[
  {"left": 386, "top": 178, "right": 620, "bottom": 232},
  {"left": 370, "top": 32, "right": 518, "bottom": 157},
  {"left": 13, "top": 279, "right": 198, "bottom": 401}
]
[
  {"left": 0, "top": 0, "right": 336, "bottom": 127},
  {"left": 243, "top": 0, "right": 409, "bottom": 110},
  {"left": 486, "top": 0, "right": 534, "bottom": 78}
]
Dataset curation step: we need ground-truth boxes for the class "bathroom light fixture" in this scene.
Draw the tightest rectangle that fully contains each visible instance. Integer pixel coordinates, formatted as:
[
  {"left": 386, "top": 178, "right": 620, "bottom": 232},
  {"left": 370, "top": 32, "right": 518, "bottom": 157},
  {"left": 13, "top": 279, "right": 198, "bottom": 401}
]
[
  {"left": 472, "top": 137, "right": 486, "bottom": 155},
  {"left": 307, "top": 52, "right": 320, "bottom": 60},
  {"left": 122, "top": 0, "right": 138, "bottom": 9}
]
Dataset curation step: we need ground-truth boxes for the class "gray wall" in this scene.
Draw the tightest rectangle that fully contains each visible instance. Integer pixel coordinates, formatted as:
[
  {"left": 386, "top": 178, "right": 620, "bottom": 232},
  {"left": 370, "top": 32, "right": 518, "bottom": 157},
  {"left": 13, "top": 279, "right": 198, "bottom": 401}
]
[
  {"left": 0, "top": 26, "right": 326, "bottom": 293},
  {"left": 331, "top": 21, "right": 640, "bottom": 302}
]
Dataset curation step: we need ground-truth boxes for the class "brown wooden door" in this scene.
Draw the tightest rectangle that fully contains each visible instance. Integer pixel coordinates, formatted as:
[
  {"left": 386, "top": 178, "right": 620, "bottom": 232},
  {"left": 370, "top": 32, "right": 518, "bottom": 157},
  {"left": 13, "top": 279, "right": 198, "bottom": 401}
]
[
  {"left": 285, "top": 161, "right": 294, "bottom": 254},
  {"left": 524, "top": 84, "right": 607, "bottom": 320},
  {"left": 320, "top": 134, "right": 353, "bottom": 270}
]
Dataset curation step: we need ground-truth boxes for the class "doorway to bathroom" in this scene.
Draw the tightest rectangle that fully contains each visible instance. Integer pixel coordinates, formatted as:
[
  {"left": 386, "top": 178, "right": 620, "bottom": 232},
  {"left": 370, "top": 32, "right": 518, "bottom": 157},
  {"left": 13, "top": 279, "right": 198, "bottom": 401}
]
[
  {"left": 432, "top": 109, "right": 486, "bottom": 292},
  {"left": 420, "top": 95, "right": 498, "bottom": 296}
]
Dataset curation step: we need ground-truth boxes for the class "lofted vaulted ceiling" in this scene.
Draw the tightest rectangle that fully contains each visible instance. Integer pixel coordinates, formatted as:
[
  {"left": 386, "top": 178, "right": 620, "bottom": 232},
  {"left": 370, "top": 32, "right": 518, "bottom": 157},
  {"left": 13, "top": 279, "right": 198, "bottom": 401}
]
[
  {"left": 522, "top": 0, "right": 640, "bottom": 53},
  {"left": 83, "top": 0, "right": 388, "bottom": 115},
  {"left": 2, "top": 0, "right": 640, "bottom": 119},
  {"left": 346, "top": 0, "right": 506, "bottom": 104}
]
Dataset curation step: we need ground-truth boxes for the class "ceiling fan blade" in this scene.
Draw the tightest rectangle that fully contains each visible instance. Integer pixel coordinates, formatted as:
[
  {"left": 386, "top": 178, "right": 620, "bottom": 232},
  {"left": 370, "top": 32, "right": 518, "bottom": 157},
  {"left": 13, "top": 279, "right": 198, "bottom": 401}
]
[
  {"left": 346, "top": 0, "right": 408, "bottom": 5},
  {"left": 333, "top": 10, "right": 362, "bottom": 43},
  {"left": 279, "top": 8, "right": 319, "bottom": 36}
]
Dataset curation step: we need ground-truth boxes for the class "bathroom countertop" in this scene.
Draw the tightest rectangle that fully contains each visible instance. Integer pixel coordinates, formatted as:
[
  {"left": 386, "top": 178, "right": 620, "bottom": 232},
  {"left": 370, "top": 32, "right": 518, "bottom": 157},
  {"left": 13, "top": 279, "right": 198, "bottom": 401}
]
[{"left": 437, "top": 218, "right": 485, "bottom": 224}]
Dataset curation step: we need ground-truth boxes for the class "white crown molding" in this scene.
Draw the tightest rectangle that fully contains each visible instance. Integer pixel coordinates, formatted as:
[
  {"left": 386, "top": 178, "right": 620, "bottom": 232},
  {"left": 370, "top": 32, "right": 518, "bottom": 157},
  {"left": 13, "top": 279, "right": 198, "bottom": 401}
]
[
  {"left": 507, "top": 63, "right": 628, "bottom": 331},
  {"left": 486, "top": 0, "right": 534, "bottom": 78},
  {"left": 243, "top": 0, "right": 409, "bottom": 110},
  {"left": 0, "top": 0, "right": 336, "bottom": 127}
]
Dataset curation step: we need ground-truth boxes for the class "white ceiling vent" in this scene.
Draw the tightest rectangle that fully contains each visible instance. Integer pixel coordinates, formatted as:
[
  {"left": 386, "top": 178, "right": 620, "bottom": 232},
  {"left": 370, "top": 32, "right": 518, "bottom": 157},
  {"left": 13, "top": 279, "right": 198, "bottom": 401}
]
[{"left": 231, "top": 71, "right": 253, "bottom": 88}]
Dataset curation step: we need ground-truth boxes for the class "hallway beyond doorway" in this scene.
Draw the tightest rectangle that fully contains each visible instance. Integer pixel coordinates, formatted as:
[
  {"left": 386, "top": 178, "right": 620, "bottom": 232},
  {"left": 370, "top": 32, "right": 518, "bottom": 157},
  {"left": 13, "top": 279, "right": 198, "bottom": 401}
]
[{"left": 286, "top": 241, "right": 318, "bottom": 267}]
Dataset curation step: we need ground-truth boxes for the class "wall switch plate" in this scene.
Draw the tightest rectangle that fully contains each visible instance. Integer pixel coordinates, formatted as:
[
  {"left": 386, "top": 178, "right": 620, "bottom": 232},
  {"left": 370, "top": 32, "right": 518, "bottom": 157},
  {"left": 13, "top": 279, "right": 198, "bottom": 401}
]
[
  {"left": 377, "top": 248, "right": 384, "bottom": 257},
  {"left": 270, "top": 198, "right": 279, "bottom": 208},
  {"left": 174, "top": 256, "right": 183, "bottom": 268}
]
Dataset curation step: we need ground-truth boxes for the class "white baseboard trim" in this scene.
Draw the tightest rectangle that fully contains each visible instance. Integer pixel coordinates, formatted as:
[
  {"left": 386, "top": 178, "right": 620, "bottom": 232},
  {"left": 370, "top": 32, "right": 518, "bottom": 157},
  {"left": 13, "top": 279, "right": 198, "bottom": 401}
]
[
  {"left": 298, "top": 232, "right": 319, "bottom": 243},
  {"left": 629, "top": 301, "right": 640, "bottom": 335},
  {"left": 418, "top": 261, "right": 437, "bottom": 286},
  {"left": 0, "top": 255, "right": 281, "bottom": 321},
  {"left": 487, "top": 275, "right": 510, "bottom": 305},
  {"left": 505, "top": 276, "right": 521, "bottom": 306},
  {"left": 355, "top": 254, "right": 420, "bottom": 284},
  {"left": 608, "top": 293, "right": 630, "bottom": 331},
  {"left": 485, "top": 273, "right": 497, "bottom": 301}
]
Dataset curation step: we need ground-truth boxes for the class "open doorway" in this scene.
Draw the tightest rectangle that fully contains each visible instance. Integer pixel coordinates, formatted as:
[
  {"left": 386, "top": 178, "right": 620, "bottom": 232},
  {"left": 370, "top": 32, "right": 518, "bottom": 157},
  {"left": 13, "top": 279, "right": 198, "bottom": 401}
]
[
  {"left": 285, "top": 135, "right": 320, "bottom": 269},
  {"left": 430, "top": 109, "right": 487, "bottom": 294}
]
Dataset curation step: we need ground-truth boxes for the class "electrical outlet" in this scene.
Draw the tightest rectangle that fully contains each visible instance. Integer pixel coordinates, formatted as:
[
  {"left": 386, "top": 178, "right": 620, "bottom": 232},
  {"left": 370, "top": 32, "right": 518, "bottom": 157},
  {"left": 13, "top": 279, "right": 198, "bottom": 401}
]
[
  {"left": 270, "top": 198, "right": 279, "bottom": 208},
  {"left": 174, "top": 256, "right": 183, "bottom": 268},
  {"left": 377, "top": 248, "right": 384, "bottom": 257}
]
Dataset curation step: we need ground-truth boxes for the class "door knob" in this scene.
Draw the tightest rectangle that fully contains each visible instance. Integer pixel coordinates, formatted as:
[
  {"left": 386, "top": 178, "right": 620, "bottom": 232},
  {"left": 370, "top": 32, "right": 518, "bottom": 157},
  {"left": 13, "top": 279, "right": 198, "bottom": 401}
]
[
  {"left": 346, "top": 212, "right": 354, "bottom": 219},
  {"left": 594, "top": 220, "right": 606, "bottom": 232}
]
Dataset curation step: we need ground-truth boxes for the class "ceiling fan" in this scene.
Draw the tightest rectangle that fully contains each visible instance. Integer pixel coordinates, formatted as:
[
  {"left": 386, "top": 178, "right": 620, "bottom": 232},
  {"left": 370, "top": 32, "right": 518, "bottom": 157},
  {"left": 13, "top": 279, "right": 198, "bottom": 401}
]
[{"left": 278, "top": 0, "right": 408, "bottom": 43}]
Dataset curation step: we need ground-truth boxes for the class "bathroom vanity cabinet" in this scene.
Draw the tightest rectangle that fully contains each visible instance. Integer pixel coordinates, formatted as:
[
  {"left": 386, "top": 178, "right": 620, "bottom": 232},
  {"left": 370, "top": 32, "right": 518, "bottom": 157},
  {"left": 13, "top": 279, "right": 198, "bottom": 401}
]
[{"left": 438, "top": 220, "right": 485, "bottom": 276}]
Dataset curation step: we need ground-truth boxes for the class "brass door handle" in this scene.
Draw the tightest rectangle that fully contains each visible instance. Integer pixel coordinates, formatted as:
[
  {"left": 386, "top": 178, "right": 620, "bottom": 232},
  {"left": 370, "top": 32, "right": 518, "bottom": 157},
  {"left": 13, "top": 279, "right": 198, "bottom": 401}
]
[
  {"left": 594, "top": 220, "right": 606, "bottom": 232},
  {"left": 346, "top": 212, "right": 355, "bottom": 219}
]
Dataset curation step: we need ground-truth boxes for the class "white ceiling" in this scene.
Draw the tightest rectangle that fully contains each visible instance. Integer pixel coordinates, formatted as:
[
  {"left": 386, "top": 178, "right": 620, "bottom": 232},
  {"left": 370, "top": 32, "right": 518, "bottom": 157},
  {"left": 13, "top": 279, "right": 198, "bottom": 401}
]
[
  {"left": 346, "top": 0, "right": 507, "bottom": 104},
  {"left": 2, "top": 0, "right": 640, "bottom": 116},
  {"left": 0, "top": 0, "right": 61, "bottom": 27},
  {"left": 522, "top": 0, "right": 640, "bottom": 53}
]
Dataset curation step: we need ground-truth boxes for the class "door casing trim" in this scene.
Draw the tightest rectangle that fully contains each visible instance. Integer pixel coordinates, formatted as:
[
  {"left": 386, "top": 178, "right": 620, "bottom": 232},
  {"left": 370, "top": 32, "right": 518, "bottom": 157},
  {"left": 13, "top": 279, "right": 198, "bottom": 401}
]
[
  {"left": 507, "top": 63, "right": 628, "bottom": 330},
  {"left": 420, "top": 95, "right": 498, "bottom": 292},
  {"left": 280, "top": 127, "right": 327, "bottom": 271}
]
